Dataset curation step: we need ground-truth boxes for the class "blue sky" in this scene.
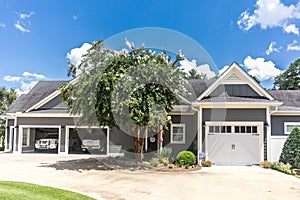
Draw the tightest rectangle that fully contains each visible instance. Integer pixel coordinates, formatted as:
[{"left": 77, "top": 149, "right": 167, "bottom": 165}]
[{"left": 0, "top": 0, "right": 300, "bottom": 94}]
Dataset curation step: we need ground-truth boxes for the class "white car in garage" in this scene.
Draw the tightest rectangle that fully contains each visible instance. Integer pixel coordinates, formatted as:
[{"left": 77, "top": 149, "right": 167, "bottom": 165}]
[{"left": 35, "top": 134, "right": 58, "bottom": 152}]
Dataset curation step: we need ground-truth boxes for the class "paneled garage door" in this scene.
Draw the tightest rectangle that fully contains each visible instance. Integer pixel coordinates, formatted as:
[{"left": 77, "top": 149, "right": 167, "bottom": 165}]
[{"left": 206, "top": 122, "right": 263, "bottom": 165}]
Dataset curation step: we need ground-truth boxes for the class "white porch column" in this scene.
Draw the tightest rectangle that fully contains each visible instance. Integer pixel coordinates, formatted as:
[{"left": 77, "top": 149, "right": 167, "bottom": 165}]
[
  {"left": 18, "top": 126, "right": 23, "bottom": 154},
  {"left": 106, "top": 127, "right": 110, "bottom": 156},
  {"left": 197, "top": 107, "right": 202, "bottom": 164},
  {"left": 8, "top": 127, "right": 13, "bottom": 152},
  {"left": 204, "top": 123, "right": 208, "bottom": 161},
  {"left": 4, "top": 119, "right": 8, "bottom": 152},
  {"left": 266, "top": 107, "right": 271, "bottom": 161}
]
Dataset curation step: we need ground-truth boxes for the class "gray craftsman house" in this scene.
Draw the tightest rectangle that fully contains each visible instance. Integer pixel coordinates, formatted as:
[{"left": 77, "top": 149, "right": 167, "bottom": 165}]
[{"left": 3, "top": 62, "right": 300, "bottom": 165}]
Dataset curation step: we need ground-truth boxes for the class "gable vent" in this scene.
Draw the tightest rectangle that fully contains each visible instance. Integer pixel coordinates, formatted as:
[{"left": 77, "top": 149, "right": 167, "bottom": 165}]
[{"left": 226, "top": 73, "right": 241, "bottom": 81}]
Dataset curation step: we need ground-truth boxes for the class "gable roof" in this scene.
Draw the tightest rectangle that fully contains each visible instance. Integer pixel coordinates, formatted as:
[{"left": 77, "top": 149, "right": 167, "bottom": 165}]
[
  {"left": 197, "top": 62, "right": 275, "bottom": 101},
  {"left": 6, "top": 81, "right": 68, "bottom": 113}
]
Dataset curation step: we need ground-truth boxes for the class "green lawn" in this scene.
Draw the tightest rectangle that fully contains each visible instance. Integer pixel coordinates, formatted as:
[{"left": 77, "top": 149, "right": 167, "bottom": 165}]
[{"left": 0, "top": 181, "right": 95, "bottom": 200}]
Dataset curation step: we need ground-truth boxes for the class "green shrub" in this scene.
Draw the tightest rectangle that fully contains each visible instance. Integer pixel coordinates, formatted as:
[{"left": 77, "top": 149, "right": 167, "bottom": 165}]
[
  {"left": 271, "top": 162, "right": 296, "bottom": 175},
  {"left": 124, "top": 148, "right": 135, "bottom": 160},
  {"left": 149, "top": 158, "right": 159, "bottom": 167},
  {"left": 176, "top": 151, "right": 196, "bottom": 167},
  {"left": 201, "top": 160, "right": 212, "bottom": 167},
  {"left": 279, "top": 127, "right": 300, "bottom": 168},
  {"left": 260, "top": 161, "right": 273, "bottom": 169}
]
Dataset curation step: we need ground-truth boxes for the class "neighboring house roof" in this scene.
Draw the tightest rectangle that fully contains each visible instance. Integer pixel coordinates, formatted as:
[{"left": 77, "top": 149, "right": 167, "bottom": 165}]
[
  {"left": 268, "top": 90, "right": 300, "bottom": 111},
  {"left": 6, "top": 81, "right": 68, "bottom": 113}
]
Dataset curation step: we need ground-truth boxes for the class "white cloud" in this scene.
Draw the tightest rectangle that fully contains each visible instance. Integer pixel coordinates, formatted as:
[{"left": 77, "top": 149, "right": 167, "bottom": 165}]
[
  {"left": 287, "top": 40, "right": 300, "bottom": 51},
  {"left": 15, "top": 81, "right": 38, "bottom": 95},
  {"left": 66, "top": 43, "right": 92, "bottom": 66},
  {"left": 179, "top": 58, "right": 216, "bottom": 79},
  {"left": 284, "top": 24, "right": 299, "bottom": 35},
  {"left": 14, "top": 21, "right": 30, "bottom": 33},
  {"left": 243, "top": 56, "right": 282, "bottom": 81},
  {"left": 3, "top": 71, "right": 46, "bottom": 95},
  {"left": 18, "top": 12, "right": 34, "bottom": 19},
  {"left": 22, "top": 71, "right": 46, "bottom": 79},
  {"left": 3, "top": 75, "right": 22, "bottom": 82},
  {"left": 0, "top": 22, "right": 5, "bottom": 28},
  {"left": 14, "top": 11, "right": 34, "bottom": 33},
  {"left": 219, "top": 65, "right": 230, "bottom": 74},
  {"left": 237, "top": 0, "right": 300, "bottom": 35},
  {"left": 265, "top": 41, "right": 281, "bottom": 55}
]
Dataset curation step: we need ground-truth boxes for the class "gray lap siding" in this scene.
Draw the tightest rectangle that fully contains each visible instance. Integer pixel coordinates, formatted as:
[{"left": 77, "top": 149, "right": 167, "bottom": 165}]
[
  {"left": 163, "top": 114, "right": 198, "bottom": 156},
  {"left": 271, "top": 116, "right": 300, "bottom": 136}
]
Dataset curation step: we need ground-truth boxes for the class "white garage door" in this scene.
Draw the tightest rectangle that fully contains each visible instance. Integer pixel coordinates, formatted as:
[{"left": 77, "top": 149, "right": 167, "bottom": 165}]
[{"left": 206, "top": 122, "right": 263, "bottom": 165}]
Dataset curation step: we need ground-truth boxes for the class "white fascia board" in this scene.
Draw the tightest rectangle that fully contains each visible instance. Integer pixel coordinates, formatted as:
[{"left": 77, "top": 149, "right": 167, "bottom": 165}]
[
  {"left": 193, "top": 101, "right": 282, "bottom": 106},
  {"left": 197, "top": 62, "right": 275, "bottom": 101},
  {"left": 271, "top": 111, "right": 300, "bottom": 116},
  {"left": 15, "top": 113, "right": 79, "bottom": 118}
]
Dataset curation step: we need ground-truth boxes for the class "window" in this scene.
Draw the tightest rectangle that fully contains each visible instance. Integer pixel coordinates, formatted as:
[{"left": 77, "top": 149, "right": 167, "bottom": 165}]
[
  {"left": 284, "top": 122, "right": 300, "bottom": 134},
  {"left": 234, "top": 126, "right": 258, "bottom": 134},
  {"left": 22, "top": 128, "right": 30, "bottom": 147},
  {"left": 171, "top": 124, "right": 185, "bottom": 144},
  {"left": 208, "top": 126, "right": 232, "bottom": 134}
]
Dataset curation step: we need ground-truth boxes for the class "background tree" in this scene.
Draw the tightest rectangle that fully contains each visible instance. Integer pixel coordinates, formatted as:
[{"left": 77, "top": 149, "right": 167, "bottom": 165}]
[
  {"left": 61, "top": 41, "right": 187, "bottom": 161},
  {"left": 0, "top": 87, "right": 17, "bottom": 149},
  {"left": 274, "top": 58, "right": 300, "bottom": 90},
  {"left": 250, "top": 75, "right": 260, "bottom": 84},
  {"left": 186, "top": 69, "right": 207, "bottom": 79}
]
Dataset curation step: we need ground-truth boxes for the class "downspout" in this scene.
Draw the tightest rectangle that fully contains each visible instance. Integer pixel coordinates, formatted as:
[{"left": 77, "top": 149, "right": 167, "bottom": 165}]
[{"left": 191, "top": 103, "right": 201, "bottom": 165}]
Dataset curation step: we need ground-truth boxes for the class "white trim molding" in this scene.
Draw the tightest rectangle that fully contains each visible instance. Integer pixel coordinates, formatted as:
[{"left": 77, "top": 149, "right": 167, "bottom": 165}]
[{"left": 284, "top": 122, "right": 300, "bottom": 135}]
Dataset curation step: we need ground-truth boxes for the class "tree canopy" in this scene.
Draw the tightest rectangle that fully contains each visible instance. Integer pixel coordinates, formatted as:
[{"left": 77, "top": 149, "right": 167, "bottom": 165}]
[
  {"left": 0, "top": 87, "right": 17, "bottom": 144},
  {"left": 61, "top": 41, "right": 187, "bottom": 160},
  {"left": 274, "top": 58, "right": 300, "bottom": 90}
]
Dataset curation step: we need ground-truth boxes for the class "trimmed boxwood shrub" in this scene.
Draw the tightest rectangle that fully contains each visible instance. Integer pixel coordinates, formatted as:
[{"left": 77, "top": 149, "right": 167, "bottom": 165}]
[
  {"left": 279, "top": 127, "right": 300, "bottom": 168},
  {"left": 176, "top": 151, "right": 196, "bottom": 167}
]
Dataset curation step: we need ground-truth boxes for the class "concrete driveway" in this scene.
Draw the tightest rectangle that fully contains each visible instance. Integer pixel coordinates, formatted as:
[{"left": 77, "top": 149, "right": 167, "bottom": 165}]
[{"left": 0, "top": 153, "right": 299, "bottom": 200}]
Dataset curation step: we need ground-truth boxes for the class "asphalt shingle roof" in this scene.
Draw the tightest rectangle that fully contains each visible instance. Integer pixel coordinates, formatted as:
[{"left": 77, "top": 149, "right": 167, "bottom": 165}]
[
  {"left": 268, "top": 90, "right": 300, "bottom": 111},
  {"left": 6, "top": 80, "right": 68, "bottom": 113}
]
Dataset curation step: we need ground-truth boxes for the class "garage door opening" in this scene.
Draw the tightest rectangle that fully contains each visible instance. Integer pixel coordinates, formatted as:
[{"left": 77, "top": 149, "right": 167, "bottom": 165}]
[
  {"left": 67, "top": 127, "right": 108, "bottom": 155},
  {"left": 34, "top": 128, "right": 59, "bottom": 154}
]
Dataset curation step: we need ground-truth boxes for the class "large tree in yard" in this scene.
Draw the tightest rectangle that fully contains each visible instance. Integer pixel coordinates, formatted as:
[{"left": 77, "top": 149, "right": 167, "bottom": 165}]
[
  {"left": 274, "top": 58, "right": 300, "bottom": 90},
  {"left": 0, "top": 87, "right": 17, "bottom": 149},
  {"left": 61, "top": 40, "right": 187, "bottom": 161}
]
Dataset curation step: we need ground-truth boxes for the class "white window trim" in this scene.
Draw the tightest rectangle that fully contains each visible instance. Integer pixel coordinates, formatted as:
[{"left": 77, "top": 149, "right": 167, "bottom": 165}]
[
  {"left": 170, "top": 124, "right": 185, "bottom": 144},
  {"left": 22, "top": 128, "right": 30, "bottom": 147},
  {"left": 284, "top": 122, "right": 300, "bottom": 135}
]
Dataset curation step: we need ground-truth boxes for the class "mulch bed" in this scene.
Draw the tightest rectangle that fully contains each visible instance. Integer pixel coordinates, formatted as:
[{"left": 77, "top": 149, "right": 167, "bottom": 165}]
[{"left": 41, "top": 157, "right": 202, "bottom": 172}]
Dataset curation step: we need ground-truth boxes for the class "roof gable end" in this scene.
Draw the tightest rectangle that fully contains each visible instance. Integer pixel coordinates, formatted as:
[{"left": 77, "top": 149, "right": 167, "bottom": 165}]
[{"left": 197, "top": 62, "right": 274, "bottom": 101}]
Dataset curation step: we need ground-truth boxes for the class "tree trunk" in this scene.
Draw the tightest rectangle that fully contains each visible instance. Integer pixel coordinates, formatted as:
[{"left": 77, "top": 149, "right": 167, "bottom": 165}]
[{"left": 131, "top": 126, "right": 145, "bottom": 162}]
